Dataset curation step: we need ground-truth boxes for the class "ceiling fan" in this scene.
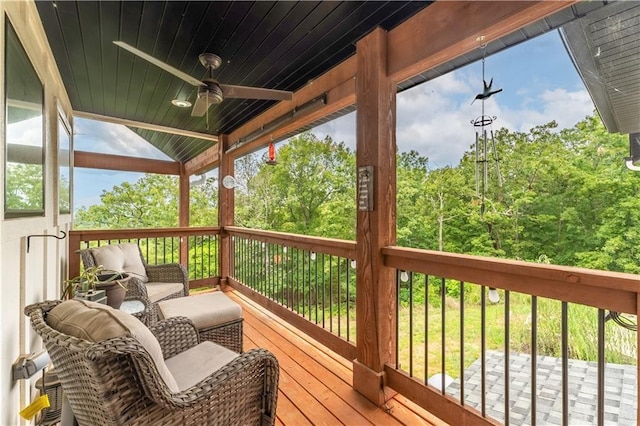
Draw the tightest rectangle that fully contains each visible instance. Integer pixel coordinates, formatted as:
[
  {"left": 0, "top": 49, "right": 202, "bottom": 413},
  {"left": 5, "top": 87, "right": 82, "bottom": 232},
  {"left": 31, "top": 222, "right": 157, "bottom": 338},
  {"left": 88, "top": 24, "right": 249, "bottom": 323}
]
[{"left": 113, "top": 41, "right": 293, "bottom": 117}]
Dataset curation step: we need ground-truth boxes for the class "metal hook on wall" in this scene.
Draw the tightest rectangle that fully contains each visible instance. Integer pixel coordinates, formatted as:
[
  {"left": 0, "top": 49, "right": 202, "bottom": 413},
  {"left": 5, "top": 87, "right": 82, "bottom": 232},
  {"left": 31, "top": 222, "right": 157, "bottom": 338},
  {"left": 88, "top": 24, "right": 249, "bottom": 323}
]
[{"left": 27, "top": 231, "right": 67, "bottom": 253}]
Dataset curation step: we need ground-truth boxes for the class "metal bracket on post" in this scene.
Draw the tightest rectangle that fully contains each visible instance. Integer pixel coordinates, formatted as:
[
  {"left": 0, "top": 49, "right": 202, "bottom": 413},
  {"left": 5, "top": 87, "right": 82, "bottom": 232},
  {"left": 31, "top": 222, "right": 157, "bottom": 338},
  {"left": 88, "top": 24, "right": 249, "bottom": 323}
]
[
  {"left": 26, "top": 231, "right": 67, "bottom": 253},
  {"left": 12, "top": 351, "right": 50, "bottom": 381}
]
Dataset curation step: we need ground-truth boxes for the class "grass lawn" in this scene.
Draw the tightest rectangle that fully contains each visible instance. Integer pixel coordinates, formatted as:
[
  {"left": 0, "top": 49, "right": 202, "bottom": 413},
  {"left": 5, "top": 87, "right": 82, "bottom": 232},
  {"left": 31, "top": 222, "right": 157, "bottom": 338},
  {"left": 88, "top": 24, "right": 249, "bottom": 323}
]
[{"left": 397, "top": 290, "right": 637, "bottom": 380}]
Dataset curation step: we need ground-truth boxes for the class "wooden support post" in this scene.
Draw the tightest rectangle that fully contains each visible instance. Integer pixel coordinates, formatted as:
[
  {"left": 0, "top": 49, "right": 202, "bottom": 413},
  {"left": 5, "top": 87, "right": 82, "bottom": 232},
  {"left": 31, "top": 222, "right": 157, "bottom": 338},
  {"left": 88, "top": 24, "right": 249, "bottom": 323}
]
[
  {"left": 354, "top": 27, "right": 397, "bottom": 406},
  {"left": 218, "top": 135, "right": 234, "bottom": 291},
  {"left": 67, "top": 232, "right": 82, "bottom": 282},
  {"left": 178, "top": 164, "right": 190, "bottom": 275}
]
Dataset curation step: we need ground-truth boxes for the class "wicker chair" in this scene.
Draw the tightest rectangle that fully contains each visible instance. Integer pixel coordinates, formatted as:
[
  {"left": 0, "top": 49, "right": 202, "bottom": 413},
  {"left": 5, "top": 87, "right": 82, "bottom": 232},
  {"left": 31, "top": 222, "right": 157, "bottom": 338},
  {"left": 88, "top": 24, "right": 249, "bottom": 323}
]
[
  {"left": 78, "top": 243, "right": 189, "bottom": 322},
  {"left": 25, "top": 300, "right": 279, "bottom": 426}
]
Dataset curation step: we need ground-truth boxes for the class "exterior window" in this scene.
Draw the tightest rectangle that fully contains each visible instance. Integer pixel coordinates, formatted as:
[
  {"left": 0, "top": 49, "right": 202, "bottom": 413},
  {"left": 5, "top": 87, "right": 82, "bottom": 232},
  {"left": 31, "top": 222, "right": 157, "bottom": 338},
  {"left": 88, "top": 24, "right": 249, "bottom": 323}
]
[
  {"left": 58, "top": 114, "right": 71, "bottom": 214},
  {"left": 4, "top": 18, "right": 45, "bottom": 218}
]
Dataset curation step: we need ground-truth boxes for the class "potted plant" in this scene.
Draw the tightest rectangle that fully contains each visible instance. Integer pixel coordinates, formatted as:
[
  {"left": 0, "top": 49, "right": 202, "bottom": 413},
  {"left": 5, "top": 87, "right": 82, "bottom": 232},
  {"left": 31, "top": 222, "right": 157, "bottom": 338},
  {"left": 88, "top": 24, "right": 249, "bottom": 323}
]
[{"left": 63, "top": 265, "right": 130, "bottom": 309}]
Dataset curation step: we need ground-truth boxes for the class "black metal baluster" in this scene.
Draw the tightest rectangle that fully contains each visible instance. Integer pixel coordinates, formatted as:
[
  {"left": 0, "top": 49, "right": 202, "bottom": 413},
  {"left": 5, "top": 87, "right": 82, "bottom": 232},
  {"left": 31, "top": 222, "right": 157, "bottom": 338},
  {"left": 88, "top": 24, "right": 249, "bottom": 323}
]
[
  {"left": 396, "top": 270, "right": 400, "bottom": 370},
  {"left": 562, "top": 302, "right": 568, "bottom": 426},
  {"left": 322, "top": 253, "right": 326, "bottom": 329},
  {"left": 532, "top": 296, "right": 537, "bottom": 426},
  {"left": 409, "top": 271, "right": 414, "bottom": 377},
  {"left": 329, "top": 255, "right": 333, "bottom": 333},
  {"left": 597, "top": 308, "right": 605, "bottom": 426},
  {"left": 338, "top": 258, "right": 342, "bottom": 337},
  {"left": 481, "top": 285, "right": 486, "bottom": 416},
  {"left": 314, "top": 252, "right": 319, "bottom": 324},
  {"left": 345, "top": 256, "right": 349, "bottom": 340},
  {"left": 440, "top": 277, "right": 445, "bottom": 394},
  {"left": 505, "top": 290, "right": 510, "bottom": 426},
  {"left": 460, "top": 281, "right": 465, "bottom": 405},
  {"left": 425, "top": 274, "right": 429, "bottom": 384}
]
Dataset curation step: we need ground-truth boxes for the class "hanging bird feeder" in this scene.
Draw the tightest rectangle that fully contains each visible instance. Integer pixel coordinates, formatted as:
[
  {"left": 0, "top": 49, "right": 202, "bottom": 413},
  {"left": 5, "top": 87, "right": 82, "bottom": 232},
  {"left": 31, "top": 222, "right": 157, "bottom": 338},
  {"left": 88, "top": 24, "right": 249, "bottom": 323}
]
[{"left": 266, "top": 141, "right": 277, "bottom": 165}]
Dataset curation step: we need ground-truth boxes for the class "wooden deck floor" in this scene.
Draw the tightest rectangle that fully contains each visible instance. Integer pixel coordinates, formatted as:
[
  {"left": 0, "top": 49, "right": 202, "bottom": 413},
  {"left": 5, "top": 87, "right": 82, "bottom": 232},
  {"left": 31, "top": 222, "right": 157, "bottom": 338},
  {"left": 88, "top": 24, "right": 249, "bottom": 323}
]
[{"left": 228, "top": 291, "right": 447, "bottom": 426}]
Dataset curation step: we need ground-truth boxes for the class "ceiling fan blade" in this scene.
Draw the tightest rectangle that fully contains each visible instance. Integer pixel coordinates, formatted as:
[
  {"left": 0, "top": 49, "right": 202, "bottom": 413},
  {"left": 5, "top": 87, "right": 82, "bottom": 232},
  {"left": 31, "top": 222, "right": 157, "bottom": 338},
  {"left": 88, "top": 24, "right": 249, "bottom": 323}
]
[
  {"left": 113, "top": 41, "right": 205, "bottom": 87},
  {"left": 191, "top": 94, "right": 211, "bottom": 117},
  {"left": 220, "top": 84, "right": 293, "bottom": 101}
]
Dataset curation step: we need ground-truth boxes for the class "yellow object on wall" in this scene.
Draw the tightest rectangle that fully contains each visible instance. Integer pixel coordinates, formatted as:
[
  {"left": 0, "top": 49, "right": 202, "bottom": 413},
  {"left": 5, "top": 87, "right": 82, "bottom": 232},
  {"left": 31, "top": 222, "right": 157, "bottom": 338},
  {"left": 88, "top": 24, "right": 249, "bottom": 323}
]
[{"left": 19, "top": 394, "right": 50, "bottom": 420}]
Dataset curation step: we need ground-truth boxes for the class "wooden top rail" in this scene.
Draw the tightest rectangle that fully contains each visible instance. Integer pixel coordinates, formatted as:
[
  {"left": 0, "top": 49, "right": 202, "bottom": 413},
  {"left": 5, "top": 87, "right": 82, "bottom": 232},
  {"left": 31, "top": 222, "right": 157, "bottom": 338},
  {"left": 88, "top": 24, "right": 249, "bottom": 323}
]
[
  {"left": 67, "top": 227, "right": 221, "bottom": 280},
  {"left": 383, "top": 246, "right": 640, "bottom": 315},
  {"left": 225, "top": 226, "right": 357, "bottom": 260},
  {"left": 69, "top": 227, "right": 221, "bottom": 241}
]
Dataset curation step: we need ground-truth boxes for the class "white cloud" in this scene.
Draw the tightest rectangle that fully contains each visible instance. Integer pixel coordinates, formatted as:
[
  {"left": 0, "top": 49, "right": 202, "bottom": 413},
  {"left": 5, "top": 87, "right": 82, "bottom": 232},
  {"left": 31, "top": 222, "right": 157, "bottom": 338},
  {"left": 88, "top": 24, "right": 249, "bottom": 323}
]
[
  {"left": 313, "top": 114, "right": 356, "bottom": 150},
  {"left": 396, "top": 72, "right": 501, "bottom": 167},
  {"left": 7, "top": 116, "right": 43, "bottom": 146},
  {"left": 312, "top": 69, "right": 593, "bottom": 169},
  {"left": 507, "top": 88, "right": 594, "bottom": 133},
  {"left": 75, "top": 119, "right": 171, "bottom": 160}
]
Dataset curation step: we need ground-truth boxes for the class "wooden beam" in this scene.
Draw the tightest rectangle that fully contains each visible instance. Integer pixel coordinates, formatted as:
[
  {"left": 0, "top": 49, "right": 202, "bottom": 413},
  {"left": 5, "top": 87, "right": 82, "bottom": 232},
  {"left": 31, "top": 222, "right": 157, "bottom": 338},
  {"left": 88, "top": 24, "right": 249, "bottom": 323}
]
[
  {"left": 67, "top": 232, "right": 82, "bottom": 281},
  {"left": 183, "top": 143, "right": 220, "bottom": 175},
  {"left": 74, "top": 110, "right": 219, "bottom": 142},
  {"left": 185, "top": 76, "right": 355, "bottom": 172},
  {"left": 220, "top": 2, "right": 575, "bottom": 163},
  {"left": 354, "top": 27, "right": 397, "bottom": 406},
  {"left": 229, "top": 78, "right": 356, "bottom": 159},
  {"left": 178, "top": 164, "right": 189, "bottom": 227},
  {"left": 229, "top": 56, "right": 355, "bottom": 142},
  {"left": 218, "top": 135, "right": 234, "bottom": 289},
  {"left": 74, "top": 151, "right": 180, "bottom": 174},
  {"left": 387, "top": 1, "right": 577, "bottom": 83}
]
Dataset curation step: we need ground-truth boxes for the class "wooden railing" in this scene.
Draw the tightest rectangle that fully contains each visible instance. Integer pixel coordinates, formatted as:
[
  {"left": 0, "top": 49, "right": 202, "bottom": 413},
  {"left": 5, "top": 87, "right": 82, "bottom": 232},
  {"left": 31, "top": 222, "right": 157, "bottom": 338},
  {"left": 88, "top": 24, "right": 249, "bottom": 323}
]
[
  {"left": 68, "top": 227, "right": 221, "bottom": 289},
  {"left": 225, "top": 226, "right": 357, "bottom": 360},
  {"left": 68, "top": 226, "right": 639, "bottom": 425},
  {"left": 383, "top": 246, "right": 640, "bottom": 426}
]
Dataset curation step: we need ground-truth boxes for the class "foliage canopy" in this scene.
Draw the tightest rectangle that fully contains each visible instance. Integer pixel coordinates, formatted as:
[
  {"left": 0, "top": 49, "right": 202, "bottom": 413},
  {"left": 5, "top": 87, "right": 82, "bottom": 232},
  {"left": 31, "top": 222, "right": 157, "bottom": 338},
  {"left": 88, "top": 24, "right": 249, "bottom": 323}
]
[{"left": 74, "top": 114, "right": 639, "bottom": 274}]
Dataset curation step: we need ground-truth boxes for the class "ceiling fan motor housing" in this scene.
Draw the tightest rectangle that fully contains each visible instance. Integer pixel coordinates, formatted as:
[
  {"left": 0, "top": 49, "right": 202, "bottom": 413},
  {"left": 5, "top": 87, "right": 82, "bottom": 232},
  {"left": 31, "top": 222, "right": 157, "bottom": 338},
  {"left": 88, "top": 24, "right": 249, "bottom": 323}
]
[{"left": 199, "top": 79, "right": 224, "bottom": 104}]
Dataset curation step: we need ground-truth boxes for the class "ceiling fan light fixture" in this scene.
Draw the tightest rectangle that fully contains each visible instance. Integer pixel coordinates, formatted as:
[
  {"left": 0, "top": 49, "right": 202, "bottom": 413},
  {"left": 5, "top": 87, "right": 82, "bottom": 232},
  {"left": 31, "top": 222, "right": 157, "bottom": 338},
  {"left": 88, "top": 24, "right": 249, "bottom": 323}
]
[{"left": 171, "top": 98, "right": 192, "bottom": 108}]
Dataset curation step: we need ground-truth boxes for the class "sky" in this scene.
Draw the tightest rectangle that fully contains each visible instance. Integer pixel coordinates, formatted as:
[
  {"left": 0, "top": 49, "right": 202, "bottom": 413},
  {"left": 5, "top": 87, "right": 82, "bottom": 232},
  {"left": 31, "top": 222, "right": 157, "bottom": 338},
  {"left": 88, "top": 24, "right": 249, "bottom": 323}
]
[
  {"left": 73, "top": 30, "right": 595, "bottom": 211},
  {"left": 312, "top": 30, "right": 593, "bottom": 168}
]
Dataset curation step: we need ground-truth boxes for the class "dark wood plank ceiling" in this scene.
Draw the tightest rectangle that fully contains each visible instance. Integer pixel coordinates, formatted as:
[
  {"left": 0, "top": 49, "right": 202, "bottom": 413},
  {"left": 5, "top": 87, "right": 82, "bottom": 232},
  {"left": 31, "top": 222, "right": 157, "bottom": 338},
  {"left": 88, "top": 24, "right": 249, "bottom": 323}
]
[
  {"left": 35, "top": 1, "right": 430, "bottom": 162},
  {"left": 562, "top": 1, "right": 640, "bottom": 135}
]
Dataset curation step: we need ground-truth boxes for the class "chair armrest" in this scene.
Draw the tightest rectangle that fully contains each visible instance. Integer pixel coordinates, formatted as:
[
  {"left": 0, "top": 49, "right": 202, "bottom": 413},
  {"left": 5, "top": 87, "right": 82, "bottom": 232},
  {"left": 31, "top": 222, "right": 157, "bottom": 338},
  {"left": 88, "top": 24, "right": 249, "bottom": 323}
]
[
  {"left": 146, "top": 263, "right": 189, "bottom": 296},
  {"left": 149, "top": 316, "right": 199, "bottom": 358},
  {"left": 77, "top": 249, "right": 97, "bottom": 269},
  {"left": 124, "top": 275, "right": 150, "bottom": 299},
  {"left": 156, "top": 348, "right": 279, "bottom": 422}
]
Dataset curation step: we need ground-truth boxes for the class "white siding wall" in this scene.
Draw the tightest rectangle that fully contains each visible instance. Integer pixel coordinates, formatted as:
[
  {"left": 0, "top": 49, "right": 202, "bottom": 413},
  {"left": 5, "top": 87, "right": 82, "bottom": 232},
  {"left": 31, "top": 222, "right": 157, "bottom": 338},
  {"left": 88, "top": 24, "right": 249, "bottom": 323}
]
[{"left": 1, "top": 2, "right": 72, "bottom": 424}]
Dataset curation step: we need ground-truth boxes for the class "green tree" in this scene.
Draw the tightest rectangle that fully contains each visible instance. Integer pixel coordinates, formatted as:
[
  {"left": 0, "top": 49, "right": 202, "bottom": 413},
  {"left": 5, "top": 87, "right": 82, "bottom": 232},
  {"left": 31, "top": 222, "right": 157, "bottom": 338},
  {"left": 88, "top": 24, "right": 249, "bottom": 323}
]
[
  {"left": 189, "top": 174, "right": 219, "bottom": 226},
  {"left": 75, "top": 173, "right": 218, "bottom": 229},
  {"left": 75, "top": 174, "right": 179, "bottom": 229},
  {"left": 236, "top": 132, "right": 356, "bottom": 239},
  {"left": 5, "top": 162, "right": 44, "bottom": 211}
]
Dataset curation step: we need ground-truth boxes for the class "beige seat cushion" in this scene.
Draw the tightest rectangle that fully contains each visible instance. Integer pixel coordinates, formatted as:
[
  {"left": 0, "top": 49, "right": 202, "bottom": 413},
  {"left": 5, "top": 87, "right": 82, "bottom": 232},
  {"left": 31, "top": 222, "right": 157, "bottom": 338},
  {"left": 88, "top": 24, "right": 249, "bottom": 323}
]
[
  {"left": 158, "top": 292, "right": 242, "bottom": 329},
  {"left": 47, "top": 299, "right": 179, "bottom": 392},
  {"left": 90, "top": 243, "right": 148, "bottom": 282},
  {"left": 165, "top": 341, "right": 238, "bottom": 391},
  {"left": 146, "top": 282, "right": 185, "bottom": 303}
]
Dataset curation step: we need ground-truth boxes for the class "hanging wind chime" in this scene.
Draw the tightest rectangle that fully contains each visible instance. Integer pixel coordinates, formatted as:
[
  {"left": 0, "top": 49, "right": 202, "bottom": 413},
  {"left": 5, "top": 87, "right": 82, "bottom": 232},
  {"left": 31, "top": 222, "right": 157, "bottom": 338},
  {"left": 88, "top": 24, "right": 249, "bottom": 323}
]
[{"left": 471, "top": 38, "right": 503, "bottom": 215}]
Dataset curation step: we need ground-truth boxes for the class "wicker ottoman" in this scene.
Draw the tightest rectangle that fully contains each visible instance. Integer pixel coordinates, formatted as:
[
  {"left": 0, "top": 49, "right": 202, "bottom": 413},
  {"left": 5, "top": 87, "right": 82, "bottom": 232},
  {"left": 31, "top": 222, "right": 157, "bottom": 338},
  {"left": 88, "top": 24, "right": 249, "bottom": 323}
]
[{"left": 157, "top": 292, "right": 243, "bottom": 353}]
